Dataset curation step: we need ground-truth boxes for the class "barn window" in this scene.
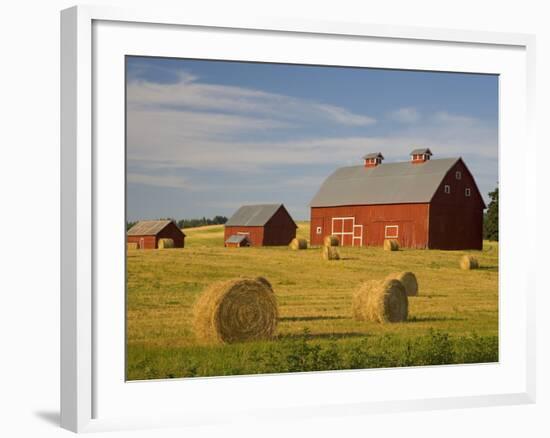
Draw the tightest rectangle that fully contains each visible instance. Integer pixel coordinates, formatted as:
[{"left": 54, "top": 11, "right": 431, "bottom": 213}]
[
  {"left": 456, "top": 171, "right": 462, "bottom": 180},
  {"left": 385, "top": 225, "right": 399, "bottom": 239},
  {"left": 465, "top": 188, "right": 471, "bottom": 197},
  {"left": 237, "top": 232, "right": 250, "bottom": 236},
  {"left": 444, "top": 184, "right": 451, "bottom": 194},
  {"left": 316, "top": 226, "right": 322, "bottom": 234}
]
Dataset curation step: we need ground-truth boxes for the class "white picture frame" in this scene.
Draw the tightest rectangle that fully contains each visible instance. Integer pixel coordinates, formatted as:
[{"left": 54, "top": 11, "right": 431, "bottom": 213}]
[{"left": 60, "top": 5, "right": 536, "bottom": 433}]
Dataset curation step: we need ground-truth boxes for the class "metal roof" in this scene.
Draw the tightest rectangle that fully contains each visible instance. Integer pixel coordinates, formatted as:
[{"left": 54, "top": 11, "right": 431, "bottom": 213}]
[
  {"left": 410, "top": 148, "right": 432, "bottom": 156},
  {"left": 363, "top": 152, "right": 384, "bottom": 160},
  {"left": 225, "top": 234, "right": 250, "bottom": 244},
  {"left": 226, "top": 204, "right": 288, "bottom": 227},
  {"left": 310, "top": 158, "right": 460, "bottom": 207},
  {"left": 127, "top": 220, "right": 175, "bottom": 236}
]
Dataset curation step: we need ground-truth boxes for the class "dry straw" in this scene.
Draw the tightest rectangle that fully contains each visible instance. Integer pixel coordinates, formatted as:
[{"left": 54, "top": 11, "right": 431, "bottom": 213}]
[
  {"left": 322, "top": 245, "right": 340, "bottom": 261},
  {"left": 383, "top": 239, "right": 399, "bottom": 251},
  {"left": 460, "top": 255, "right": 479, "bottom": 270},
  {"left": 352, "top": 279, "right": 408, "bottom": 323},
  {"left": 289, "top": 238, "right": 308, "bottom": 250},
  {"left": 386, "top": 271, "right": 419, "bottom": 297},
  {"left": 127, "top": 242, "right": 138, "bottom": 250},
  {"left": 193, "top": 278, "right": 278, "bottom": 344},
  {"left": 323, "top": 235, "right": 340, "bottom": 247},
  {"left": 158, "top": 238, "right": 174, "bottom": 249}
]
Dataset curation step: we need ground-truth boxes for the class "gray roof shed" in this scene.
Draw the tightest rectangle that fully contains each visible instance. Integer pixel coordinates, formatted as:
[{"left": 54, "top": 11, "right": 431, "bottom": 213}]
[
  {"left": 310, "top": 158, "right": 460, "bottom": 208},
  {"left": 226, "top": 204, "right": 295, "bottom": 227},
  {"left": 127, "top": 220, "right": 181, "bottom": 236}
]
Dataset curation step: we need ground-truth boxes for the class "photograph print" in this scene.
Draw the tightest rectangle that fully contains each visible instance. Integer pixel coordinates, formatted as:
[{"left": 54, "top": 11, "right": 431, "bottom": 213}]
[{"left": 125, "top": 56, "right": 499, "bottom": 380}]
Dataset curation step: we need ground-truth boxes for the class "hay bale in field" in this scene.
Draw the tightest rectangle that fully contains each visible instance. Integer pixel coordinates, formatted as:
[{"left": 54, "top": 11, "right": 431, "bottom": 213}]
[
  {"left": 323, "top": 235, "right": 339, "bottom": 247},
  {"left": 289, "top": 238, "right": 308, "bottom": 250},
  {"left": 352, "top": 279, "right": 408, "bottom": 323},
  {"left": 322, "top": 245, "right": 340, "bottom": 261},
  {"left": 157, "top": 238, "right": 174, "bottom": 249},
  {"left": 127, "top": 242, "right": 138, "bottom": 250},
  {"left": 460, "top": 255, "right": 479, "bottom": 270},
  {"left": 386, "top": 271, "right": 419, "bottom": 297},
  {"left": 383, "top": 239, "right": 399, "bottom": 251},
  {"left": 193, "top": 278, "right": 278, "bottom": 344}
]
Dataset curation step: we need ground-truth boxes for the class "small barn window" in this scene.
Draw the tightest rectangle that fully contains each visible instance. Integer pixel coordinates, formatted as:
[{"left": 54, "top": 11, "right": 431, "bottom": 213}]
[
  {"left": 456, "top": 171, "right": 462, "bottom": 180},
  {"left": 465, "top": 188, "right": 471, "bottom": 197},
  {"left": 316, "top": 226, "right": 322, "bottom": 234},
  {"left": 444, "top": 184, "right": 451, "bottom": 194},
  {"left": 385, "top": 225, "right": 399, "bottom": 239}
]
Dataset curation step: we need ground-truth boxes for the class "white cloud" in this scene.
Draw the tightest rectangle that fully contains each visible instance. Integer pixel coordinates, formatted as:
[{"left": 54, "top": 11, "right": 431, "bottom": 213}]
[
  {"left": 127, "top": 73, "right": 376, "bottom": 127},
  {"left": 390, "top": 107, "right": 420, "bottom": 123}
]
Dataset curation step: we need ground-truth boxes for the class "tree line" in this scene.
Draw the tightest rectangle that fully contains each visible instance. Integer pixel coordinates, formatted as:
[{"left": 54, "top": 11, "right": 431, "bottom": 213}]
[{"left": 127, "top": 215, "right": 228, "bottom": 231}]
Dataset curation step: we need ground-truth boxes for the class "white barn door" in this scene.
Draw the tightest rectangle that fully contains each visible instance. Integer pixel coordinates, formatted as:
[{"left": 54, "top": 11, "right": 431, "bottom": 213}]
[{"left": 332, "top": 217, "right": 362, "bottom": 247}]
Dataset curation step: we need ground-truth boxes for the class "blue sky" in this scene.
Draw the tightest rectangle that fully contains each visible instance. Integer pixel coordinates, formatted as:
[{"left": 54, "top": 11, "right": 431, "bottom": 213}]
[{"left": 126, "top": 56, "right": 498, "bottom": 221}]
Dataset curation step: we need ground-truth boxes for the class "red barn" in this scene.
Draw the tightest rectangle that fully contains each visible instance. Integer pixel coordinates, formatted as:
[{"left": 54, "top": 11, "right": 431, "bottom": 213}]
[
  {"left": 127, "top": 220, "right": 185, "bottom": 249},
  {"left": 309, "top": 149, "right": 486, "bottom": 250},
  {"left": 224, "top": 204, "right": 297, "bottom": 247}
]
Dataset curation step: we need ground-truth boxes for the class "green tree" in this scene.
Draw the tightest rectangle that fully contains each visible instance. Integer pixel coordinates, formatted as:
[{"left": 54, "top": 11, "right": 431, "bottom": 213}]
[{"left": 484, "top": 187, "right": 498, "bottom": 241}]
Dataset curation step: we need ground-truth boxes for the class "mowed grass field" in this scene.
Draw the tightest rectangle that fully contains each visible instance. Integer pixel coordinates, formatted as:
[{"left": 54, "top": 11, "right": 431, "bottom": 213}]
[{"left": 127, "top": 221, "right": 498, "bottom": 380}]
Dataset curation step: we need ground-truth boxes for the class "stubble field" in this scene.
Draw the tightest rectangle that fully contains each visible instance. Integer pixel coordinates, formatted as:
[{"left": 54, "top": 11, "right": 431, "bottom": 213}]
[{"left": 127, "top": 222, "right": 499, "bottom": 380}]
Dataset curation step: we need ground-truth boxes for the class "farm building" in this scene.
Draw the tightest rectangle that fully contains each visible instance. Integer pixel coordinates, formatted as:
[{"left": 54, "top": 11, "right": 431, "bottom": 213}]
[
  {"left": 309, "top": 149, "right": 486, "bottom": 250},
  {"left": 224, "top": 234, "right": 251, "bottom": 248},
  {"left": 127, "top": 220, "right": 185, "bottom": 249},
  {"left": 224, "top": 204, "right": 297, "bottom": 247}
]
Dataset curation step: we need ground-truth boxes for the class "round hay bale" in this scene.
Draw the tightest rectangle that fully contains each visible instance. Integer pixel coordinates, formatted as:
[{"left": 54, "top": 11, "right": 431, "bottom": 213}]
[
  {"left": 352, "top": 279, "right": 408, "bottom": 323},
  {"left": 127, "top": 242, "right": 138, "bottom": 250},
  {"left": 158, "top": 238, "right": 174, "bottom": 249},
  {"left": 383, "top": 239, "right": 399, "bottom": 251},
  {"left": 323, "top": 235, "right": 340, "bottom": 247},
  {"left": 193, "top": 278, "right": 278, "bottom": 344},
  {"left": 289, "top": 238, "right": 308, "bottom": 250},
  {"left": 322, "top": 245, "right": 340, "bottom": 261},
  {"left": 386, "top": 271, "right": 419, "bottom": 297},
  {"left": 460, "top": 255, "right": 479, "bottom": 270}
]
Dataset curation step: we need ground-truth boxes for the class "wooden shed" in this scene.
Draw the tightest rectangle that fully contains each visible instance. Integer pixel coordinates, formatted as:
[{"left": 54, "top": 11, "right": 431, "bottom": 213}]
[
  {"left": 127, "top": 220, "right": 185, "bottom": 249},
  {"left": 224, "top": 204, "right": 297, "bottom": 247},
  {"left": 309, "top": 149, "right": 486, "bottom": 250},
  {"left": 224, "top": 234, "right": 251, "bottom": 248}
]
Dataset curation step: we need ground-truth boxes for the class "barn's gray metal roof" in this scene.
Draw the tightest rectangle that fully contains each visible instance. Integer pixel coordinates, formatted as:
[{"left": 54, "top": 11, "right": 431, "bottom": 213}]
[
  {"left": 363, "top": 152, "right": 384, "bottom": 160},
  {"left": 410, "top": 148, "right": 433, "bottom": 156},
  {"left": 310, "top": 158, "right": 460, "bottom": 207},
  {"left": 127, "top": 220, "right": 174, "bottom": 236},
  {"left": 225, "top": 234, "right": 250, "bottom": 244},
  {"left": 226, "top": 204, "right": 287, "bottom": 227}
]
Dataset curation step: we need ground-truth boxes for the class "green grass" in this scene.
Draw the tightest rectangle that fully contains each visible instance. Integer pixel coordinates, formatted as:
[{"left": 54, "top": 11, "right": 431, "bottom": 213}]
[{"left": 127, "top": 221, "right": 499, "bottom": 380}]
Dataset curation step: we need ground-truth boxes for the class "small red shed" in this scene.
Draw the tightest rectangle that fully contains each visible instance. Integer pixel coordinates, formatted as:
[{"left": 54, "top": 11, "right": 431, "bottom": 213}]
[
  {"left": 127, "top": 220, "right": 185, "bottom": 249},
  {"left": 224, "top": 204, "right": 297, "bottom": 247},
  {"left": 310, "top": 149, "right": 486, "bottom": 250}
]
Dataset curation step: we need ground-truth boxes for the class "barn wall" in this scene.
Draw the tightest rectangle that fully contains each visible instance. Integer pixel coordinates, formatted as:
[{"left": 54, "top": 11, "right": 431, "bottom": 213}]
[
  {"left": 429, "top": 160, "right": 485, "bottom": 250},
  {"left": 310, "top": 203, "right": 430, "bottom": 248},
  {"left": 156, "top": 222, "right": 185, "bottom": 248},
  {"left": 263, "top": 206, "right": 297, "bottom": 246},
  {"left": 224, "top": 226, "right": 264, "bottom": 246},
  {"left": 127, "top": 235, "right": 156, "bottom": 249}
]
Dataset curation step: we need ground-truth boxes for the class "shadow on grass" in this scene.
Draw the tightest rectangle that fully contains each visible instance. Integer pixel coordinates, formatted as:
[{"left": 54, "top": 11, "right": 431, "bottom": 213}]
[
  {"left": 278, "top": 332, "right": 367, "bottom": 341},
  {"left": 406, "top": 316, "right": 466, "bottom": 323},
  {"left": 279, "top": 315, "right": 347, "bottom": 322},
  {"left": 478, "top": 266, "right": 498, "bottom": 272}
]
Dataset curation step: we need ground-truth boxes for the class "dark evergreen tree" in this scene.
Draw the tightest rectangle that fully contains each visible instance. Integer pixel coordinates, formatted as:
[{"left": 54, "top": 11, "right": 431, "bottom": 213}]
[{"left": 484, "top": 187, "right": 498, "bottom": 241}]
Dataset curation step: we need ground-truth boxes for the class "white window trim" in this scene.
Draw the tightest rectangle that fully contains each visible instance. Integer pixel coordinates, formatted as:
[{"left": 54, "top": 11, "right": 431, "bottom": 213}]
[
  {"left": 316, "top": 226, "right": 322, "bottom": 234},
  {"left": 465, "top": 188, "right": 471, "bottom": 197},
  {"left": 385, "top": 225, "right": 399, "bottom": 239},
  {"left": 444, "top": 184, "right": 451, "bottom": 194},
  {"left": 456, "top": 171, "right": 462, "bottom": 180},
  {"left": 237, "top": 231, "right": 250, "bottom": 236}
]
